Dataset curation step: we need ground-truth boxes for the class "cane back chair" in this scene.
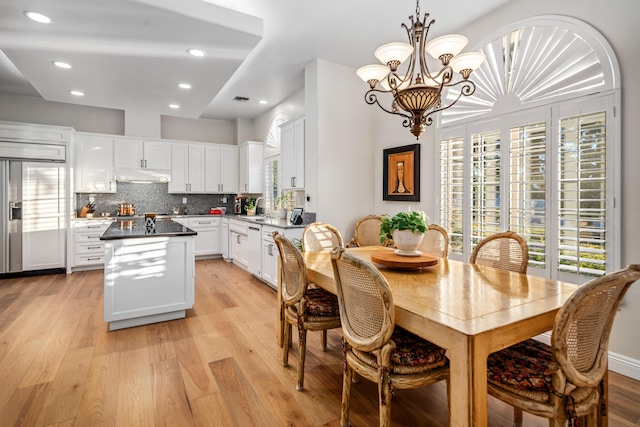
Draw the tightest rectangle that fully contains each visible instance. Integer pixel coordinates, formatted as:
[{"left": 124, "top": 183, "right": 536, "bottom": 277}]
[
  {"left": 470, "top": 231, "right": 529, "bottom": 274},
  {"left": 347, "top": 214, "right": 391, "bottom": 247},
  {"left": 272, "top": 232, "right": 341, "bottom": 391},
  {"left": 302, "top": 222, "right": 344, "bottom": 252},
  {"left": 487, "top": 265, "right": 640, "bottom": 426},
  {"left": 417, "top": 224, "right": 449, "bottom": 258},
  {"left": 330, "top": 247, "right": 450, "bottom": 427}
]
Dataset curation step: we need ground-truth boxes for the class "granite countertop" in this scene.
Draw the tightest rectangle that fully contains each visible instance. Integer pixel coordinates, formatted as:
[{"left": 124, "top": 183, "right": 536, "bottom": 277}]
[
  {"left": 100, "top": 218, "right": 197, "bottom": 240},
  {"left": 225, "top": 214, "right": 307, "bottom": 229}
]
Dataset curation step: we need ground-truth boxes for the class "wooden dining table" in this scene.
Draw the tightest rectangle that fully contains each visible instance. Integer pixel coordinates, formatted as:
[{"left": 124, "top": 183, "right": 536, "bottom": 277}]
[{"left": 296, "top": 246, "right": 579, "bottom": 427}]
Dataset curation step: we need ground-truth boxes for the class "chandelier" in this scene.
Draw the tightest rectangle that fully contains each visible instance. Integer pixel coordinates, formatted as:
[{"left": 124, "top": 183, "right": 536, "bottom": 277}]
[{"left": 357, "top": 1, "right": 486, "bottom": 139}]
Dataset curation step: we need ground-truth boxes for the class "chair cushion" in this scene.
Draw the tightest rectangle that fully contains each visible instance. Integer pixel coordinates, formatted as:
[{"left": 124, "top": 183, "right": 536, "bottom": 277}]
[
  {"left": 487, "top": 339, "right": 555, "bottom": 395},
  {"left": 305, "top": 287, "right": 339, "bottom": 316},
  {"left": 352, "top": 327, "right": 448, "bottom": 374}
]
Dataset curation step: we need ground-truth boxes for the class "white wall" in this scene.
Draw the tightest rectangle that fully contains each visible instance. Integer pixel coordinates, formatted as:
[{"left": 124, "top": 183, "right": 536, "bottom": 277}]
[
  {"left": 0, "top": 92, "right": 124, "bottom": 134},
  {"left": 0, "top": 92, "right": 237, "bottom": 144},
  {"left": 161, "top": 115, "right": 235, "bottom": 144},
  {"left": 251, "top": 88, "right": 304, "bottom": 144},
  {"left": 305, "top": 59, "right": 377, "bottom": 239}
]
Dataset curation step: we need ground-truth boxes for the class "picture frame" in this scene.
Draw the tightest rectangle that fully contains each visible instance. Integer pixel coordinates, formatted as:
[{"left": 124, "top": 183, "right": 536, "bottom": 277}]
[{"left": 383, "top": 143, "right": 420, "bottom": 201}]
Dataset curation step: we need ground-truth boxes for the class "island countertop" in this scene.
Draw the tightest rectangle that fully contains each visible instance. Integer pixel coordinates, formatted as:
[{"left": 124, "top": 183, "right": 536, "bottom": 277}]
[{"left": 100, "top": 218, "right": 197, "bottom": 240}]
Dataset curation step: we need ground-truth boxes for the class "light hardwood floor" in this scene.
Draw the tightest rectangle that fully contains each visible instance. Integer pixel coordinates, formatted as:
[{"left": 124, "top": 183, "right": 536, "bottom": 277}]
[{"left": 1, "top": 259, "right": 639, "bottom": 426}]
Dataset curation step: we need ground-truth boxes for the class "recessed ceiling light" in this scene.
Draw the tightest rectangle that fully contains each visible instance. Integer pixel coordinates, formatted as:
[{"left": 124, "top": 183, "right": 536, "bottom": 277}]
[
  {"left": 24, "top": 11, "right": 51, "bottom": 23},
  {"left": 53, "top": 61, "right": 71, "bottom": 69},
  {"left": 169, "top": 104, "right": 180, "bottom": 109},
  {"left": 187, "top": 48, "right": 206, "bottom": 57},
  {"left": 259, "top": 100, "right": 268, "bottom": 105},
  {"left": 178, "top": 83, "right": 192, "bottom": 89},
  {"left": 69, "top": 90, "right": 84, "bottom": 96}
]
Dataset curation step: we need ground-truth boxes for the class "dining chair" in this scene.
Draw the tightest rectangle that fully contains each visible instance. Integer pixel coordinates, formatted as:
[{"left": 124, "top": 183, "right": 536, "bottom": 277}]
[
  {"left": 330, "top": 246, "right": 450, "bottom": 427},
  {"left": 417, "top": 224, "right": 449, "bottom": 258},
  {"left": 347, "top": 214, "right": 390, "bottom": 247},
  {"left": 272, "top": 232, "right": 342, "bottom": 391},
  {"left": 302, "top": 221, "right": 344, "bottom": 252},
  {"left": 487, "top": 264, "right": 640, "bottom": 427},
  {"left": 470, "top": 230, "right": 529, "bottom": 274}
]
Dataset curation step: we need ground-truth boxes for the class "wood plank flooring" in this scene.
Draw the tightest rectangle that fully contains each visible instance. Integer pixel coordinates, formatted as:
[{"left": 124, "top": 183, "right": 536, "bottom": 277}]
[{"left": 1, "top": 259, "right": 639, "bottom": 426}]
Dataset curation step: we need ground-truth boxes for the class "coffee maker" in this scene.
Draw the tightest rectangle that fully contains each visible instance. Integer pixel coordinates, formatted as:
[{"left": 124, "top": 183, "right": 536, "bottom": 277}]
[{"left": 234, "top": 196, "right": 248, "bottom": 214}]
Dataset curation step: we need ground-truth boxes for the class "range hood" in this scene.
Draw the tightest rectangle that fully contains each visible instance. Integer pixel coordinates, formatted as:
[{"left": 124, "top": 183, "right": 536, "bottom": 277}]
[{"left": 114, "top": 167, "right": 171, "bottom": 183}]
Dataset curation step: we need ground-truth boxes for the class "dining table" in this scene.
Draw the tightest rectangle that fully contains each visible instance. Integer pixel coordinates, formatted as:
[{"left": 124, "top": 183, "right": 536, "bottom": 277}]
[{"left": 295, "top": 246, "right": 579, "bottom": 427}]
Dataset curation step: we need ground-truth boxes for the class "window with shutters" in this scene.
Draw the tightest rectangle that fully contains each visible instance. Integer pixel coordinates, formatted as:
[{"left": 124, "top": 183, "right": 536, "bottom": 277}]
[{"left": 435, "top": 16, "right": 620, "bottom": 283}]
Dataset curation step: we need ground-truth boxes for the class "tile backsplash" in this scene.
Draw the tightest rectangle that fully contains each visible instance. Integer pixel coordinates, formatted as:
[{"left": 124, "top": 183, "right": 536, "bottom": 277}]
[{"left": 76, "top": 182, "right": 235, "bottom": 216}]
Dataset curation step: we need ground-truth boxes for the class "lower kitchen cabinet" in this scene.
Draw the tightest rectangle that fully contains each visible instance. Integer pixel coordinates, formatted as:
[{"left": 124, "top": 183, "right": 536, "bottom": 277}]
[
  {"left": 70, "top": 219, "right": 113, "bottom": 271},
  {"left": 171, "top": 217, "right": 220, "bottom": 257},
  {"left": 261, "top": 226, "right": 279, "bottom": 288},
  {"left": 229, "top": 219, "right": 249, "bottom": 269}
]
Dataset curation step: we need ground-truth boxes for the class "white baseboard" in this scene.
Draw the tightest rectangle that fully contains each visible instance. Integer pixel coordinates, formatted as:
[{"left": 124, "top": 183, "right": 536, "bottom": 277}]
[{"left": 536, "top": 333, "right": 640, "bottom": 381}]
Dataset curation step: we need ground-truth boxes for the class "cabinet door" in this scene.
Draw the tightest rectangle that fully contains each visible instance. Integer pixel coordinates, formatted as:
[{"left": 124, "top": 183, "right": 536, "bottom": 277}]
[
  {"left": 281, "top": 122, "right": 296, "bottom": 190},
  {"left": 169, "top": 144, "right": 188, "bottom": 193},
  {"left": 281, "top": 118, "right": 304, "bottom": 190},
  {"left": 114, "top": 138, "right": 144, "bottom": 168},
  {"left": 219, "top": 146, "right": 238, "bottom": 193},
  {"left": 204, "top": 146, "right": 221, "bottom": 193},
  {"left": 292, "top": 118, "right": 305, "bottom": 187},
  {"left": 261, "top": 239, "right": 278, "bottom": 288},
  {"left": 143, "top": 140, "right": 171, "bottom": 169},
  {"left": 238, "top": 144, "right": 248, "bottom": 193},
  {"left": 75, "top": 133, "right": 115, "bottom": 193},
  {"left": 188, "top": 145, "right": 205, "bottom": 193}
]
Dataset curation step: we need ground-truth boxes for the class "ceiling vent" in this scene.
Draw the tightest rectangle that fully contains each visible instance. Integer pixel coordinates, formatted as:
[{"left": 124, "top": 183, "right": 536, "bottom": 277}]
[{"left": 232, "top": 96, "right": 250, "bottom": 102}]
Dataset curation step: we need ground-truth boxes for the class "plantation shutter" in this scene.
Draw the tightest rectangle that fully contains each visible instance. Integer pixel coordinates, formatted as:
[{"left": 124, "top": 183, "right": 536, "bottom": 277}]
[
  {"left": 557, "top": 111, "right": 607, "bottom": 277},
  {"left": 470, "top": 130, "right": 501, "bottom": 250},
  {"left": 439, "top": 135, "right": 465, "bottom": 255}
]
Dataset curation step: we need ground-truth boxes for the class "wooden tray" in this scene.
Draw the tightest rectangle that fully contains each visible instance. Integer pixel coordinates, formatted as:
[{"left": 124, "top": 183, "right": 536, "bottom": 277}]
[{"left": 370, "top": 250, "right": 438, "bottom": 270}]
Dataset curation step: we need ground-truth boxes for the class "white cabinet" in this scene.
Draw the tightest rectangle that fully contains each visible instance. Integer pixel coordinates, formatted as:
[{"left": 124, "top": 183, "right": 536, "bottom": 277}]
[
  {"left": 169, "top": 143, "right": 205, "bottom": 193},
  {"left": 114, "top": 138, "right": 171, "bottom": 170},
  {"left": 239, "top": 141, "right": 263, "bottom": 194},
  {"left": 172, "top": 217, "right": 220, "bottom": 257},
  {"left": 261, "top": 226, "right": 279, "bottom": 289},
  {"left": 70, "top": 219, "right": 112, "bottom": 271},
  {"left": 221, "top": 217, "right": 229, "bottom": 260},
  {"left": 74, "top": 133, "right": 116, "bottom": 193},
  {"left": 247, "top": 223, "right": 262, "bottom": 276},
  {"left": 280, "top": 116, "right": 305, "bottom": 189},
  {"left": 205, "top": 145, "right": 238, "bottom": 193},
  {"left": 229, "top": 219, "right": 249, "bottom": 269}
]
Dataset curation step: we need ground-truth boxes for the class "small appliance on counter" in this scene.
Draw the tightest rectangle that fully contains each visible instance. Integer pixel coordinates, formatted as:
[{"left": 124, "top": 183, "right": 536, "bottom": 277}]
[
  {"left": 209, "top": 207, "right": 226, "bottom": 215},
  {"left": 117, "top": 202, "right": 135, "bottom": 216},
  {"left": 290, "top": 207, "right": 304, "bottom": 225},
  {"left": 234, "top": 196, "right": 248, "bottom": 214}
]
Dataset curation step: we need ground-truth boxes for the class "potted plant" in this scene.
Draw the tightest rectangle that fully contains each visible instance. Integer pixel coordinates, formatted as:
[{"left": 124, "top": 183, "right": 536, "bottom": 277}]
[
  {"left": 380, "top": 210, "right": 429, "bottom": 256},
  {"left": 245, "top": 198, "right": 257, "bottom": 216}
]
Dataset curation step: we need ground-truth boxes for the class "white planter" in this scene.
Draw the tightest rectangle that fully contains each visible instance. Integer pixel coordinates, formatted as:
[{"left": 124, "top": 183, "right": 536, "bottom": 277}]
[
  {"left": 278, "top": 208, "right": 288, "bottom": 219},
  {"left": 392, "top": 229, "right": 424, "bottom": 256}
]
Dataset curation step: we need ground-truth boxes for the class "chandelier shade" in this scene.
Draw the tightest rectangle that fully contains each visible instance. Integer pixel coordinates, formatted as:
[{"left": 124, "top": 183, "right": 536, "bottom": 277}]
[
  {"left": 424, "top": 34, "right": 468, "bottom": 63},
  {"left": 356, "top": 64, "right": 390, "bottom": 87},
  {"left": 374, "top": 42, "right": 414, "bottom": 70},
  {"left": 356, "top": 0, "right": 485, "bottom": 139}
]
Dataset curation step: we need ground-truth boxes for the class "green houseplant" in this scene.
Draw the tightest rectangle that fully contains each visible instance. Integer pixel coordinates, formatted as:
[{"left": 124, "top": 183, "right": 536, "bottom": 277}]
[
  {"left": 244, "top": 198, "right": 257, "bottom": 215},
  {"left": 380, "top": 210, "right": 429, "bottom": 255}
]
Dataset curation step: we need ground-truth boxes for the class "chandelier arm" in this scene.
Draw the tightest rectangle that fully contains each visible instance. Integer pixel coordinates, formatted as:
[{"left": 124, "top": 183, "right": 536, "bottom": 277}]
[
  {"left": 423, "top": 80, "right": 477, "bottom": 123},
  {"left": 364, "top": 90, "right": 413, "bottom": 121},
  {"left": 418, "top": 18, "right": 436, "bottom": 81}
]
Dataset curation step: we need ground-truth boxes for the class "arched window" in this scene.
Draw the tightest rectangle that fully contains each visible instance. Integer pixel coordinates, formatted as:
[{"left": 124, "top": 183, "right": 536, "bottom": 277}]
[{"left": 436, "top": 16, "right": 621, "bottom": 284}]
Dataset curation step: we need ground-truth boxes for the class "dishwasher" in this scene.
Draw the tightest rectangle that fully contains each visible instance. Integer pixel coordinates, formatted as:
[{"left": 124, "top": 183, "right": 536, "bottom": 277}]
[{"left": 247, "top": 224, "right": 262, "bottom": 277}]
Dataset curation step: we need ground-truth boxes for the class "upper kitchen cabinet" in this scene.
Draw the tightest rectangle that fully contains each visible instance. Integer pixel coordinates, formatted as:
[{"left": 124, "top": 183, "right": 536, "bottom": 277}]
[
  {"left": 205, "top": 145, "right": 238, "bottom": 193},
  {"left": 169, "top": 143, "right": 205, "bottom": 193},
  {"left": 239, "top": 141, "right": 263, "bottom": 194},
  {"left": 114, "top": 138, "right": 171, "bottom": 170},
  {"left": 280, "top": 116, "right": 305, "bottom": 189},
  {"left": 74, "top": 133, "right": 116, "bottom": 193}
]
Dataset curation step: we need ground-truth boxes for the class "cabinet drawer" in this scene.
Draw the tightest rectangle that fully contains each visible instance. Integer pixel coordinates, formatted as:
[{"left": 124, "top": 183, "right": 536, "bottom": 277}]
[
  {"left": 74, "top": 232, "right": 105, "bottom": 243},
  {"left": 75, "top": 241, "right": 105, "bottom": 254},
  {"left": 73, "top": 253, "right": 105, "bottom": 266},
  {"left": 188, "top": 217, "right": 220, "bottom": 228},
  {"left": 229, "top": 220, "right": 247, "bottom": 235}
]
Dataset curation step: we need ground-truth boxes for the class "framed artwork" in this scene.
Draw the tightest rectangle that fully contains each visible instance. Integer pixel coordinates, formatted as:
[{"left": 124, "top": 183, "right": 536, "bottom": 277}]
[{"left": 383, "top": 143, "right": 420, "bottom": 201}]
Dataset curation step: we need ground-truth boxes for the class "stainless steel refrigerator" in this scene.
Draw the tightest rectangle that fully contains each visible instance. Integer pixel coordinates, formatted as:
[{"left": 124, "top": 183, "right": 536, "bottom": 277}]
[{"left": 1, "top": 160, "right": 66, "bottom": 276}]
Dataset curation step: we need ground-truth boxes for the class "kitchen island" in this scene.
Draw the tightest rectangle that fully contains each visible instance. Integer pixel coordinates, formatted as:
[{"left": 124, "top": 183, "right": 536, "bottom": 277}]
[{"left": 100, "top": 219, "right": 197, "bottom": 331}]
